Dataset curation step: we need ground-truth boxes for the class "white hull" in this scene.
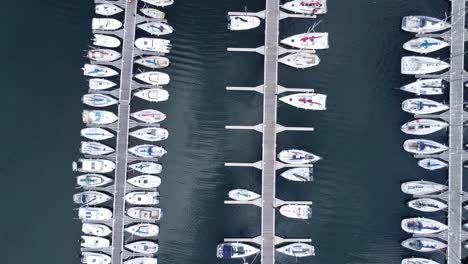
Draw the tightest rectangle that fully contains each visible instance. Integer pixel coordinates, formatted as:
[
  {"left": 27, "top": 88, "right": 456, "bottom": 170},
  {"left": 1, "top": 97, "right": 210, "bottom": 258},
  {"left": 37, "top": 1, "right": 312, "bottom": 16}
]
[
  {"left": 74, "top": 191, "right": 112, "bottom": 205},
  {"left": 276, "top": 242, "right": 315, "bottom": 257},
  {"left": 401, "top": 258, "right": 440, "bottom": 264},
  {"left": 128, "top": 145, "right": 167, "bottom": 158},
  {"left": 279, "top": 204, "right": 312, "bottom": 219},
  {"left": 89, "top": 78, "right": 117, "bottom": 90},
  {"left": 124, "top": 257, "right": 158, "bottom": 264},
  {"left": 129, "top": 162, "right": 162, "bottom": 174},
  {"left": 400, "top": 119, "right": 447, "bottom": 135},
  {"left": 402, "top": 98, "right": 448, "bottom": 115},
  {"left": 402, "top": 16, "right": 450, "bottom": 33},
  {"left": 280, "top": 167, "right": 313, "bottom": 181},
  {"left": 79, "top": 207, "right": 112, "bottom": 221},
  {"left": 401, "top": 238, "right": 446, "bottom": 252},
  {"left": 228, "top": 16, "right": 261, "bottom": 31},
  {"left": 82, "top": 64, "right": 118, "bottom": 77},
  {"left": 279, "top": 93, "right": 327, "bottom": 110},
  {"left": 134, "top": 88, "right": 169, "bottom": 102},
  {"left": 408, "top": 198, "right": 447, "bottom": 212},
  {"left": 140, "top": 8, "right": 165, "bottom": 19},
  {"left": 75, "top": 159, "right": 116, "bottom": 173},
  {"left": 131, "top": 109, "right": 166, "bottom": 123},
  {"left": 83, "top": 110, "right": 118, "bottom": 125},
  {"left": 125, "top": 191, "right": 160, "bottom": 205},
  {"left": 92, "top": 18, "right": 122, "bottom": 31},
  {"left": 279, "top": 53, "right": 320, "bottom": 68},
  {"left": 92, "top": 34, "right": 121, "bottom": 48},
  {"left": 80, "top": 141, "right": 114, "bottom": 155},
  {"left": 82, "top": 223, "right": 112, "bottom": 237},
  {"left": 141, "top": 0, "right": 174, "bottom": 7},
  {"left": 401, "top": 180, "right": 447, "bottom": 195},
  {"left": 135, "top": 56, "right": 170, "bottom": 69},
  {"left": 77, "top": 174, "right": 113, "bottom": 187},
  {"left": 403, "top": 38, "right": 449, "bottom": 54},
  {"left": 417, "top": 158, "right": 448, "bottom": 171},
  {"left": 138, "top": 22, "right": 173, "bottom": 35},
  {"left": 135, "top": 38, "right": 171, "bottom": 53},
  {"left": 127, "top": 207, "right": 162, "bottom": 221},
  {"left": 125, "top": 223, "right": 159, "bottom": 237},
  {"left": 228, "top": 189, "right": 261, "bottom": 201},
  {"left": 130, "top": 127, "right": 169, "bottom": 142},
  {"left": 82, "top": 94, "right": 118, "bottom": 107},
  {"left": 81, "top": 235, "right": 110, "bottom": 249},
  {"left": 127, "top": 175, "right": 162, "bottom": 188},
  {"left": 401, "top": 56, "right": 449, "bottom": 75},
  {"left": 81, "top": 127, "right": 114, "bottom": 141},
  {"left": 281, "top": 0, "right": 327, "bottom": 15},
  {"left": 125, "top": 241, "right": 159, "bottom": 254},
  {"left": 135, "top": 71, "right": 170, "bottom": 85},
  {"left": 400, "top": 79, "right": 444, "bottom": 95},
  {"left": 88, "top": 49, "right": 121, "bottom": 62},
  {"left": 216, "top": 243, "right": 260, "bottom": 259},
  {"left": 281, "top": 32, "right": 329, "bottom": 50},
  {"left": 403, "top": 139, "right": 447, "bottom": 155},
  {"left": 81, "top": 252, "right": 111, "bottom": 264},
  {"left": 95, "top": 4, "right": 123, "bottom": 16},
  {"left": 401, "top": 217, "right": 447, "bottom": 234},
  {"left": 278, "top": 149, "right": 321, "bottom": 164}
]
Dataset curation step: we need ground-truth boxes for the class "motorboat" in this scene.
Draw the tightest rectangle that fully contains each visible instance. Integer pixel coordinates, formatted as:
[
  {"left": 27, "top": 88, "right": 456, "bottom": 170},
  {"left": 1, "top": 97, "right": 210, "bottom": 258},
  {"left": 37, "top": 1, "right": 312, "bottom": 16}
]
[
  {"left": 125, "top": 241, "right": 159, "bottom": 254},
  {"left": 124, "top": 258, "right": 158, "bottom": 264},
  {"left": 403, "top": 139, "right": 447, "bottom": 155},
  {"left": 134, "top": 72, "right": 170, "bottom": 85},
  {"left": 279, "top": 93, "right": 327, "bottom": 110},
  {"left": 278, "top": 53, "right": 320, "bottom": 68},
  {"left": 140, "top": 8, "right": 165, "bottom": 19},
  {"left": 407, "top": 198, "right": 447, "bottom": 212},
  {"left": 77, "top": 174, "right": 113, "bottom": 187},
  {"left": 134, "top": 88, "right": 169, "bottom": 102},
  {"left": 95, "top": 4, "right": 123, "bottom": 16},
  {"left": 130, "top": 127, "right": 169, "bottom": 142},
  {"left": 135, "top": 38, "right": 171, "bottom": 53},
  {"left": 81, "top": 127, "right": 114, "bottom": 141},
  {"left": 82, "top": 223, "right": 112, "bottom": 237},
  {"left": 73, "top": 159, "right": 116, "bottom": 173},
  {"left": 81, "top": 252, "right": 111, "bottom": 264},
  {"left": 125, "top": 191, "right": 160, "bottom": 205},
  {"left": 127, "top": 207, "right": 162, "bottom": 221},
  {"left": 216, "top": 243, "right": 260, "bottom": 259},
  {"left": 401, "top": 56, "right": 449, "bottom": 75},
  {"left": 127, "top": 175, "right": 162, "bottom": 188},
  {"left": 138, "top": 22, "right": 173, "bottom": 36},
  {"left": 82, "top": 64, "right": 118, "bottom": 77},
  {"left": 82, "top": 94, "right": 118, "bottom": 107},
  {"left": 400, "top": 119, "right": 447, "bottom": 135},
  {"left": 129, "top": 162, "right": 162, "bottom": 174},
  {"left": 135, "top": 56, "right": 170, "bottom": 69},
  {"left": 403, "top": 38, "right": 449, "bottom": 54},
  {"left": 131, "top": 109, "right": 166, "bottom": 123},
  {"left": 401, "top": 98, "right": 448, "bottom": 115},
  {"left": 87, "top": 49, "right": 121, "bottom": 62},
  {"left": 402, "top": 16, "right": 450, "bottom": 33},
  {"left": 228, "top": 15, "right": 261, "bottom": 31},
  {"left": 81, "top": 235, "right": 110, "bottom": 249},
  {"left": 279, "top": 204, "right": 312, "bottom": 219},
  {"left": 80, "top": 141, "right": 114, "bottom": 155},
  {"left": 401, "top": 238, "right": 446, "bottom": 252},
  {"left": 92, "top": 34, "right": 121, "bottom": 48},
  {"left": 73, "top": 191, "right": 112, "bottom": 206},
  {"left": 401, "top": 258, "right": 440, "bottom": 264},
  {"left": 82, "top": 110, "right": 118, "bottom": 125},
  {"left": 417, "top": 158, "right": 448, "bottom": 171},
  {"left": 401, "top": 180, "right": 447, "bottom": 195},
  {"left": 89, "top": 78, "right": 117, "bottom": 90},
  {"left": 228, "top": 189, "right": 260, "bottom": 201},
  {"left": 281, "top": 32, "right": 329, "bottom": 50},
  {"left": 125, "top": 223, "right": 159, "bottom": 237},
  {"left": 401, "top": 218, "right": 447, "bottom": 234},
  {"left": 277, "top": 149, "right": 321, "bottom": 164},
  {"left": 281, "top": 0, "right": 327, "bottom": 15},
  {"left": 276, "top": 242, "right": 315, "bottom": 257},
  {"left": 92, "top": 18, "right": 122, "bottom": 31},
  {"left": 399, "top": 79, "right": 445, "bottom": 95},
  {"left": 128, "top": 145, "right": 167, "bottom": 158},
  {"left": 141, "top": 0, "right": 174, "bottom": 7},
  {"left": 78, "top": 207, "right": 112, "bottom": 221},
  {"left": 280, "top": 167, "right": 313, "bottom": 181}
]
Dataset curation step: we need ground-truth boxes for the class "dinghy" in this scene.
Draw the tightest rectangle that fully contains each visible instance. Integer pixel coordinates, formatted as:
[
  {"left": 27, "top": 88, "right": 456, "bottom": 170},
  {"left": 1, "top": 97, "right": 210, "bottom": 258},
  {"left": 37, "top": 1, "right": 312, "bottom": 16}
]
[
  {"left": 138, "top": 22, "right": 173, "bottom": 35},
  {"left": 401, "top": 56, "right": 449, "bottom": 75},
  {"left": 80, "top": 141, "right": 114, "bottom": 155},
  {"left": 130, "top": 127, "right": 169, "bottom": 142},
  {"left": 401, "top": 258, "right": 440, "bottom": 264},
  {"left": 87, "top": 49, "right": 121, "bottom": 62},
  {"left": 82, "top": 94, "right": 118, "bottom": 107},
  {"left": 403, "top": 139, "right": 447, "bottom": 155},
  {"left": 403, "top": 38, "right": 449, "bottom": 54},
  {"left": 77, "top": 174, "right": 113, "bottom": 187},
  {"left": 279, "top": 53, "right": 320, "bottom": 68},
  {"left": 134, "top": 71, "right": 170, "bottom": 85},
  {"left": 280, "top": 167, "right": 313, "bottom": 181},
  {"left": 131, "top": 109, "right": 166, "bottom": 123},
  {"left": 125, "top": 191, "right": 160, "bottom": 205},
  {"left": 279, "top": 204, "right": 312, "bottom": 219},
  {"left": 125, "top": 223, "right": 159, "bottom": 237},
  {"left": 228, "top": 189, "right": 260, "bottom": 201},
  {"left": 134, "top": 88, "right": 169, "bottom": 102},
  {"left": 401, "top": 180, "right": 447, "bottom": 195},
  {"left": 401, "top": 238, "right": 446, "bottom": 252},
  {"left": 401, "top": 217, "right": 447, "bottom": 234},
  {"left": 92, "top": 18, "right": 122, "bottom": 31},
  {"left": 135, "top": 38, "right": 171, "bottom": 53},
  {"left": 402, "top": 98, "right": 448, "bottom": 115},
  {"left": 95, "top": 4, "right": 123, "bottom": 16},
  {"left": 417, "top": 158, "right": 448, "bottom": 171},
  {"left": 402, "top": 16, "right": 450, "bottom": 33},
  {"left": 82, "top": 64, "right": 118, "bottom": 77},
  {"left": 73, "top": 191, "right": 112, "bottom": 205},
  {"left": 407, "top": 198, "right": 447, "bottom": 212},
  {"left": 81, "top": 127, "right": 114, "bottom": 141},
  {"left": 129, "top": 162, "right": 162, "bottom": 174},
  {"left": 127, "top": 175, "right": 162, "bottom": 188},
  {"left": 81, "top": 252, "right": 111, "bottom": 264},
  {"left": 89, "top": 78, "right": 117, "bottom": 90},
  {"left": 92, "top": 34, "right": 121, "bottom": 48},
  {"left": 74, "top": 158, "right": 116, "bottom": 173},
  {"left": 399, "top": 79, "right": 445, "bottom": 95},
  {"left": 78, "top": 207, "right": 112, "bottom": 221},
  {"left": 281, "top": 0, "right": 327, "bottom": 15},
  {"left": 124, "top": 258, "right": 158, "bottom": 264},
  {"left": 82, "top": 223, "right": 112, "bottom": 237},
  {"left": 279, "top": 93, "right": 327, "bottom": 110},
  {"left": 141, "top": 0, "right": 174, "bottom": 7},
  {"left": 400, "top": 119, "right": 447, "bottom": 135},
  {"left": 82, "top": 110, "right": 118, "bottom": 125},
  {"left": 81, "top": 235, "right": 110, "bottom": 249},
  {"left": 125, "top": 241, "right": 159, "bottom": 254},
  {"left": 276, "top": 242, "right": 315, "bottom": 257},
  {"left": 216, "top": 243, "right": 260, "bottom": 259},
  {"left": 278, "top": 149, "right": 321, "bottom": 164},
  {"left": 140, "top": 8, "right": 165, "bottom": 19},
  {"left": 228, "top": 16, "right": 261, "bottom": 31},
  {"left": 127, "top": 207, "right": 162, "bottom": 221},
  {"left": 135, "top": 56, "right": 170, "bottom": 69},
  {"left": 281, "top": 32, "right": 329, "bottom": 49}
]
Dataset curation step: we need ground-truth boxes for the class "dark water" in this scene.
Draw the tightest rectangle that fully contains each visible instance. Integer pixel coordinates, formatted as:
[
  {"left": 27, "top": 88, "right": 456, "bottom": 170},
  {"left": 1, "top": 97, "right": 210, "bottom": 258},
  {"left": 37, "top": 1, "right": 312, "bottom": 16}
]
[{"left": 0, "top": 0, "right": 459, "bottom": 264}]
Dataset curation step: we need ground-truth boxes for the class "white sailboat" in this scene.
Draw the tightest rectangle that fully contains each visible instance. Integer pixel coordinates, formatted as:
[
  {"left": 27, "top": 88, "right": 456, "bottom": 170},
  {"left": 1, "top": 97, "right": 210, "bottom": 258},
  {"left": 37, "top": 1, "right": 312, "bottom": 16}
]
[
  {"left": 127, "top": 175, "right": 162, "bottom": 188},
  {"left": 125, "top": 241, "right": 159, "bottom": 254},
  {"left": 81, "top": 127, "right": 114, "bottom": 141},
  {"left": 399, "top": 79, "right": 445, "bottom": 95},
  {"left": 82, "top": 94, "right": 118, "bottom": 107},
  {"left": 92, "top": 34, "right": 121, "bottom": 48},
  {"left": 400, "top": 119, "right": 447, "bottom": 135},
  {"left": 281, "top": 32, "right": 329, "bottom": 49},
  {"left": 407, "top": 198, "right": 447, "bottom": 212},
  {"left": 138, "top": 22, "right": 173, "bottom": 35},
  {"left": 401, "top": 56, "right": 449, "bottom": 75},
  {"left": 228, "top": 16, "right": 261, "bottom": 31},
  {"left": 278, "top": 52, "right": 320, "bottom": 68},
  {"left": 82, "top": 223, "right": 112, "bottom": 237},
  {"left": 228, "top": 189, "right": 260, "bottom": 201},
  {"left": 125, "top": 223, "right": 159, "bottom": 237},
  {"left": 401, "top": 258, "right": 440, "bottom": 264},
  {"left": 92, "top": 18, "right": 122, "bottom": 31},
  {"left": 82, "top": 110, "right": 118, "bottom": 125},
  {"left": 128, "top": 145, "right": 167, "bottom": 158},
  {"left": 81, "top": 235, "right": 110, "bottom": 249},
  {"left": 401, "top": 217, "right": 447, "bottom": 234},
  {"left": 89, "top": 78, "right": 117, "bottom": 90},
  {"left": 280, "top": 167, "right": 313, "bottom": 181},
  {"left": 278, "top": 149, "right": 321, "bottom": 164},
  {"left": 135, "top": 38, "right": 171, "bottom": 53},
  {"left": 134, "top": 71, "right": 170, "bottom": 85},
  {"left": 87, "top": 49, "right": 121, "bottom": 62},
  {"left": 276, "top": 242, "right": 315, "bottom": 257},
  {"left": 417, "top": 158, "right": 448, "bottom": 171},
  {"left": 78, "top": 207, "right": 112, "bottom": 221},
  {"left": 125, "top": 191, "right": 160, "bottom": 205},
  {"left": 130, "top": 127, "right": 169, "bottom": 142},
  {"left": 77, "top": 174, "right": 113, "bottom": 187},
  {"left": 140, "top": 8, "right": 165, "bottom": 19},
  {"left": 95, "top": 4, "right": 123, "bottom": 16},
  {"left": 134, "top": 88, "right": 169, "bottom": 102},
  {"left": 81, "top": 252, "right": 111, "bottom": 264},
  {"left": 73, "top": 191, "right": 112, "bottom": 205},
  {"left": 82, "top": 64, "right": 118, "bottom": 77},
  {"left": 281, "top": 0, "right": 327, "bottom": 15},
  {"left": 216, "top": 243, "right": 260, "bottom": 259},
  {"left": 403, "top": 38, "right": 449, "bottom": 54},
  {"left": 127, "top": 207, "right": 162, "bottom": 221},
  {"left": 401, "top": 180, "right": 447, "bottom": 195},
  {"left": 402, "top": 98, "right": 448, "bottom": 115},
  {"left": 141, "top": 0, "right": 174, "bottom": 7},
  {"left": 401, "top": 238, "right": 446, "bottom": 252},
  {"left": 74, "top": 159, "right": 116, "bottom": 173},
  {"left": 279, "top": 93, "right": 327, "bottom": 110},
  {"left": 279, "top": 204, "right": 312, "bottom": 219},
  {"left": 403, "top": 139, "right": 447, "bottom": 155},
  {"left": 402, "top": 16, "right": 450, "bottom": 33},
  {"left": 135, "top": 56, "right": 170, "bottom": 69},
  {"left": 131, "top": 109, "right": 166, "bottom": 123},
  {"left": 129, "top": 162, "right": 162, "bottom": 174},
  {"left": 80, "top": 141, "right": 114, "bottom": 155}
]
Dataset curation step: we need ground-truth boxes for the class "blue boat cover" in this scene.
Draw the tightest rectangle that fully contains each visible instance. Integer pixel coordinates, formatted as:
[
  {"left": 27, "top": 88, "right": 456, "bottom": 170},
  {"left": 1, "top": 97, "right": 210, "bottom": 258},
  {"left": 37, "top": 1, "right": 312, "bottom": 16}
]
[{"left": 222, "top": 245, "right": 234, "bottom": 259}]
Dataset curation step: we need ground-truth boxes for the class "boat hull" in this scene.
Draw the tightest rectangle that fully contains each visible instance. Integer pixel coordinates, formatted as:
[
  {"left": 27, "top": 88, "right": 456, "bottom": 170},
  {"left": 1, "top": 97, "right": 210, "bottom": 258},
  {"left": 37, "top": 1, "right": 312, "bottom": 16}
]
[
  {"left": 129, "top": 162, "right": 163, "bottom": 174},
  {"left": 408, "top": 198, "right": 447, "bottom": 212},
  {"left": 281, "top": 32, "right": 329, "bottom": 50}
]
